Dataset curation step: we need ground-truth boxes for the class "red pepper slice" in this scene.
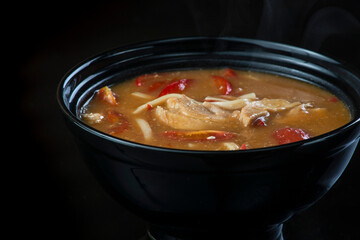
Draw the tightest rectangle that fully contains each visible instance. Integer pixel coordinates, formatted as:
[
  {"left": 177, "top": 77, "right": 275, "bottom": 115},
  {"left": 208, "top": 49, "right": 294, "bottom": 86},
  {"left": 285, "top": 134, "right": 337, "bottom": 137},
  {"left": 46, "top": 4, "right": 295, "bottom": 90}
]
[
  {"left": 135, "top": 72, "right": 172, "bottom": 88},
  {"left": 135, "top": 75, "right": 146, "bottom": 87},
  {"left": 272, "top": 127, "right": 310, "bottom": 145},
  {"left": 223, "top": 68, "right": 237, "bottom": 77},
  {"left": 106, "top": 110, "right": 124, "bottom": 123},
  {"left": 147, "top": 81, "right": 166, "bottom": 92},
  {"left": 163, "top": 130, "right": 236, "bottom": 142},
  {"left": 109, "top": 123, "right": 129, "bottom": 135},
  {"left": 97, "top": 86, "right": 117, "bottom": 105},
  {"left": 212, "top": 76, "right": 233, "bottom": 95},
  {"left": 135, "top": 75, "right": 166, "bottom": 92},
  {"left": 329, "top": 97, "right": 338, "bottom": 102},
  {"left": 253, "top": 116, "right": 267, "bottom": 127},
  {"left": 158, "top": 79, "right": 192, "bottom": 97},
  {"left": 135, "top": 73, "right": 162, "bottom": 87},
  {"left": 106, "top": 110, "right": 130, "bottom": 135},
  {"left": 146, "top": 104, "right": 153, "bottom": 110}
]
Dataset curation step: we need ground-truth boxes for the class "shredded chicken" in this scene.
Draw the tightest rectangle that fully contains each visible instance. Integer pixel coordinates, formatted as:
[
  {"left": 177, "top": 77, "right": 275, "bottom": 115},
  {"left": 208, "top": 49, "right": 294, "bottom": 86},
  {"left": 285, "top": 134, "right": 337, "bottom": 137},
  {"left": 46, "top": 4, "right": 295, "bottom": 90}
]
[
  {"left": 135, "top": 118, "right": 153, "bottom": 140},
  {"left": 209, "top": 97, "right": 254, "bottom": 110},
  {"left": 133, "top": 93, "right": 184, "bottom": 114},
  {"left": 204, "top": 93, "right": 257, "bottom": 110},
  {"left": 131, "top": 92, "right": 153, "bottom": 99}
]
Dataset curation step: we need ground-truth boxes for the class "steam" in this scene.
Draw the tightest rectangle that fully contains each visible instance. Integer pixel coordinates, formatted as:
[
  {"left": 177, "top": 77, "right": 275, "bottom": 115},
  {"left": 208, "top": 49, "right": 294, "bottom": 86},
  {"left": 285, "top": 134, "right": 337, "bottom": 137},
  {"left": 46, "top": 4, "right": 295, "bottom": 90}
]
[
  {"left": 186, "top": 0, "right": 262, "bottom": 37},
  {"left": 302, "top": 6, "right": 360, "bottom": 51},
  {"left": 185, "top": 0, "right": 360, "bottom": 66},
  {"left": 256, "top": 0, "right": 318, "bottom": 43}
]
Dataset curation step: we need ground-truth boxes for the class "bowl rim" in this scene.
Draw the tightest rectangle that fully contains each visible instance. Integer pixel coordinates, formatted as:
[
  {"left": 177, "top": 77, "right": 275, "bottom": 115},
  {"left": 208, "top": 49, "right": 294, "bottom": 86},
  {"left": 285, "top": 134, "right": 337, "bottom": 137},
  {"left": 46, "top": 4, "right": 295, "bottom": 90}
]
[{"left": 57, "top": 36, "right": 360, "bottom": 154}]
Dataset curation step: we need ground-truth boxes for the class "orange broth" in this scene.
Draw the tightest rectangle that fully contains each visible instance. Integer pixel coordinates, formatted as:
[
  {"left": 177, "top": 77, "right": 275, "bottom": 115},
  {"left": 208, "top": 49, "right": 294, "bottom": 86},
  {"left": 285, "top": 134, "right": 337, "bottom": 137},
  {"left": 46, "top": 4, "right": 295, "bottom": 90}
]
[{"left": 80, "top": 68, "right": 351, "bottom": 150}]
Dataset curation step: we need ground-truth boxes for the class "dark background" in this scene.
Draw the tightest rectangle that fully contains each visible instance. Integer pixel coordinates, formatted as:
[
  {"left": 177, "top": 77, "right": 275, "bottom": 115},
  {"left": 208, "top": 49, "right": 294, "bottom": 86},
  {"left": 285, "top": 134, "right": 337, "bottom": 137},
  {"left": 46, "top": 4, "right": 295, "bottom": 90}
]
[{"left": 12, "top": 0, "right": 360, "bottom": 239}]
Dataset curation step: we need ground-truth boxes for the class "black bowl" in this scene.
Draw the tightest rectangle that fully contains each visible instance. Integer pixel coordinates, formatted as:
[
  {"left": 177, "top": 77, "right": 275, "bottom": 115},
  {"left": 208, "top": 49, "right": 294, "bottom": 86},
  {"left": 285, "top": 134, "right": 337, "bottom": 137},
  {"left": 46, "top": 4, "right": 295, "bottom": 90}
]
[{"left": 57, "top": 37, "right": 360, "bottom": 240}]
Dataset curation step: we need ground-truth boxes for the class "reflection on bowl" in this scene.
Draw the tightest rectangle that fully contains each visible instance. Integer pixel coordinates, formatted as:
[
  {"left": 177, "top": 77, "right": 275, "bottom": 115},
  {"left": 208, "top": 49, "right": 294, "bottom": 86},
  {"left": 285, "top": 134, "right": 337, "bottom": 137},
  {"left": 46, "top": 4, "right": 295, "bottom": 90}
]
[{"left": 57, "top": 37, "right": 360, "bottom": 240}]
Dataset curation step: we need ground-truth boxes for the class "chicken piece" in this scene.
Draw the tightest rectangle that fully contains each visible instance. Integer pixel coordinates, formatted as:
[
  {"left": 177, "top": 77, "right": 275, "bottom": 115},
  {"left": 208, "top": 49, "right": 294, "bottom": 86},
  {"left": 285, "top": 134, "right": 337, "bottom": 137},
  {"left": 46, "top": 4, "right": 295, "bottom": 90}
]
[
  {"left": 81, "top": 113, "right": 104, "bottom": 124},
  {"left": 154, "top": 95, "right": 229, "bottom": 130},
  {"left": 203, "top": 102, "right": 231, "bottom": 117},
  {"left": 287, "top": 103, "right": 314, "bottom": 115},
  {"left": 275, "top": 103, "right": 329, "bottom": 126},
  {"left": 166, "top": 95, "right": 229, "bottom": 121},
  {"left": 222, "top": 142, "right": 240, "bottom": 150},
  {"left": 155, "top": 106, "right": 214, "bottom": 130},
  {"left": 238, "top": 98, "right": 301, "bottom": 127}
]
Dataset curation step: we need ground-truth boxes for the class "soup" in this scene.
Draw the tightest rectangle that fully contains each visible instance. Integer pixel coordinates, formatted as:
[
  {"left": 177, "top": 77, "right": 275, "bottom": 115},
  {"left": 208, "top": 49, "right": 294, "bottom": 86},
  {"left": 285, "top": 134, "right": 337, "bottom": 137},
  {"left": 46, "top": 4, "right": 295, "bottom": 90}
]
[{"left": 80, "top": 68, "right": 351, "bottom": 150}]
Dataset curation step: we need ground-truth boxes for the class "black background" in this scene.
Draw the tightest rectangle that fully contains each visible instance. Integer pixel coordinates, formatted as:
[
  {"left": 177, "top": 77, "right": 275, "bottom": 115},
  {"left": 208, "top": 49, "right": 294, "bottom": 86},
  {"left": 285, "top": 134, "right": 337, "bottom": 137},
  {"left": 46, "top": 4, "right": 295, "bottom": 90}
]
[{"left": 11, "top": 0, "right": 360, "bottom": 239}]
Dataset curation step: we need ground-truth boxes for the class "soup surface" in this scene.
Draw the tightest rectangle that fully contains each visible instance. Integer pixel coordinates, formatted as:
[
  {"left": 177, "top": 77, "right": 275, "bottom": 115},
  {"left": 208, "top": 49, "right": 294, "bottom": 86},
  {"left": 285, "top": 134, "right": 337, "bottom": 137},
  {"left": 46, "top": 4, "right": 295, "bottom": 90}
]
[{"left": 80, "top": 68, "right": 351, "bottom": 150}]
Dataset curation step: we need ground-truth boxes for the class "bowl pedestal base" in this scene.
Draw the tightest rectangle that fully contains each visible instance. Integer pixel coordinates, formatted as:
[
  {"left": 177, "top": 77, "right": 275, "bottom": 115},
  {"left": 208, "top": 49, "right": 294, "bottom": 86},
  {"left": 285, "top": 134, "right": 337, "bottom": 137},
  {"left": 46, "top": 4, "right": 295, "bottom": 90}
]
[{"left": 141, "top": 223, "right": 284, "bottom": 240}]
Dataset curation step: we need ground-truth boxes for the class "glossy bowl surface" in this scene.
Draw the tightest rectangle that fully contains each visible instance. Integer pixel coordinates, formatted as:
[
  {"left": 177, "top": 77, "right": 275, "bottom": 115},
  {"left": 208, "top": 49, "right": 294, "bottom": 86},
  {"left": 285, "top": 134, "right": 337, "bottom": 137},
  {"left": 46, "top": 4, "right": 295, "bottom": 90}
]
[{"left": 58, "top": 37, "right": 360, "bottom": 239}]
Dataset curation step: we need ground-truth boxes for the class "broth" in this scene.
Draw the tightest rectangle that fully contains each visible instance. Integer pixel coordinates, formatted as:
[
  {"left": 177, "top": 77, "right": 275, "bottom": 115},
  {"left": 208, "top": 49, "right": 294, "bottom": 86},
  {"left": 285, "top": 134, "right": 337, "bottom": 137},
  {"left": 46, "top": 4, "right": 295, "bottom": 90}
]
[{"left": 80, "top": 68, "right": 351, "bottom": 150}]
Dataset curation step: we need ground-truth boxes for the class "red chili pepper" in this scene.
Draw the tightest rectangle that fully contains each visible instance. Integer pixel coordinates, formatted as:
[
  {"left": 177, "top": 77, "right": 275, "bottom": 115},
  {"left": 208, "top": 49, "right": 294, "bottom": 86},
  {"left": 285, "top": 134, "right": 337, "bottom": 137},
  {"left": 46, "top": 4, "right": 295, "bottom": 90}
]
[
  {"left": 97, "top": 86, "right": 117, "bottom": 105},
  {"left": 135, "top": 72, "right": 171, "bottom": 88},
  {"left": 240, "top": 144, "right": 247, "bottom": 150},
  {"left": 147, "top": 81, "right": 166, "bottom": 92},
  {"left": 146, "top": 104, "right": 153, "bottom": 110},
  {"left": 329, "top": 97, "right": 338, "bottom": 102},
  {"left": 223, "top": 68, "right": 237, "bottom": 77},
  {"left": 272, "top": 127, "right": 310, "bottom": 145},
  {"left": 109, "top": 123, "right": 129, "bottom": 135},
  {"left": 135, "top": 73, "right": 161, "bottom": 87},
  {"left": 163, "top": 130, "right": 236, "bottom": 142},
  {"left": 105, "top": 110, "right": 130, "bottom": 135},
  {"left": 135, "top": 75, "right": 146, "bottom": 87},
  {"left": 158, "top": 79, "right": 192, "bottom": 97},
  {"left": 212, "top": 76, "right": 233, "bottom": 95},
  {"left": 253, "top": 116, "right": 267, "bottom": 127},
  {"left": 106, "top": 110, "right": 125, "bottom": 123}
]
